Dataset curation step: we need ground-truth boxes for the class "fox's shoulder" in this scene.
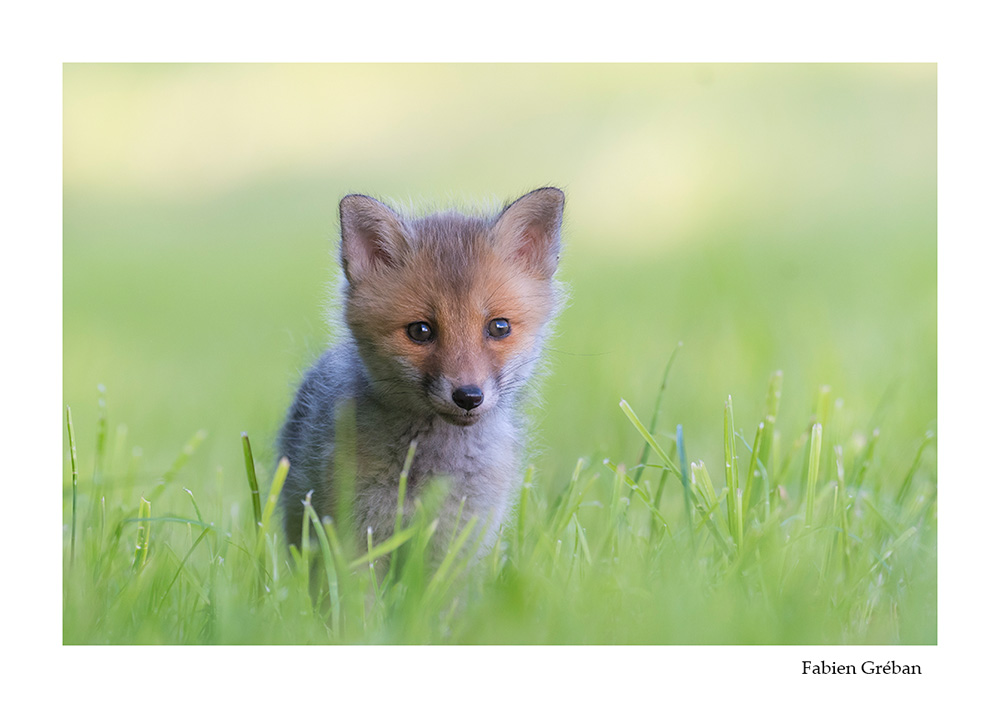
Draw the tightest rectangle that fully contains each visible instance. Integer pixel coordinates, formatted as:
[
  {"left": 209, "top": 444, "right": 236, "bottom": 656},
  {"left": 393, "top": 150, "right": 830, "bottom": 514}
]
[
  {"left": 315, "top": 340, "right": 362, "bottom": 379},
  {"left": 278, "top": 340, "right": 364, "bottom": 450}
]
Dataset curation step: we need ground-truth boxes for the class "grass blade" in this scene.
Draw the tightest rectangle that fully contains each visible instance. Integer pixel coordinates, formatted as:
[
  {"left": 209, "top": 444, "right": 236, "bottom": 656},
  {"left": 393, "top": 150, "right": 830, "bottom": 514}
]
[
  {"left": 322, "top": 515, "right": 350, "bottom": 635},
  {"left": 895, "top": 431, "right": 935, "bottom": 505},
  {"left": 605, "top": 460, "right": 673, "bottom": 538},
  {"left": 734, "top": 489, "right": 744, "bottom": 551},
  {"left": 157, "top": 525, "right": 212, "bottom": 612},
  {"left": 518, "top": 465, "right": 534, "bottom": 556},
  {"left": 805, "top": 424, "right": 823, "bottom": 527},
  {"left": 427, "top": 514, "right": 480, "bottom": 598},
  {"left": 572, "top": 514, "right": 592, "bottom": 567},
  {"left": 256, "top": 457, "right": 290, "bottom": 561},
  {"left": 367, "top": 527, "right": 381, "bottom": 598},
  {"left": 620, "top": 399, "right": 681, "bottom": 478},
  {"left": 852, "top": 428, "right": 880, "bottom": 487},
  {"left": 676, "top": 424, "right": 691, "bottom": 526},
  {"left": 304, "top": 497, "right": 339, "bottom": 624},
  {"left": 66, "top": 405, "right": 79, "bottom": 563},
  {"left": 241, "top": 432, "right": 263, "bottom": 529},
  {"left": 723, "top": 396, "right": 740, "bottom": 548},
  {"left": 446, "top": 496, "right": 467, "bottom": 552},
  {"left": 835, "top": 446, "right": 851, "bottom": 574},
  {"left": 389, "top": 439, "right": 418, "bottom": 580},
  {"left": 299, "top": 493, "right": 313, "bottom": 583},
  {"left": 118, "top": 515, "right": 214, "bottom": 529},
  {"left": 396, "top": 439, "right": 418, "bottom": 532},
  {"left": 743, "top": 420, "right": 764, "bottom": 521},
  {"left": 349, "top": 524, "right": 420, "bottom": 570},
  {"left": 548, "top": 458, "right": 584, "bottom": 534},
  {"left": 133, "top": 496, "right": 151, "bottom": 568},
  {"left": 182, "top": 488, "right": 204, "bottom": 524},
  {"left": 771, "top": 429, "right": 783, "bottom": 490},
  {"left": 688, "top": 460, "right": 733, "bottom": 557},
  {"left": 757, "top": 370, "right": 783, "bottom": 466},
  {"left": 636, "top": 342, "right": 682, "bottom": 483}
]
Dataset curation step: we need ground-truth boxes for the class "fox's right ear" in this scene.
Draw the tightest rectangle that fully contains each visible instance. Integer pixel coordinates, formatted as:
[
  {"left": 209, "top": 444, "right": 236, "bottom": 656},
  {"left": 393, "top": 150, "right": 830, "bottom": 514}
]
[{"left": 339, "top": 194, "right": 410, "bottom": 283}]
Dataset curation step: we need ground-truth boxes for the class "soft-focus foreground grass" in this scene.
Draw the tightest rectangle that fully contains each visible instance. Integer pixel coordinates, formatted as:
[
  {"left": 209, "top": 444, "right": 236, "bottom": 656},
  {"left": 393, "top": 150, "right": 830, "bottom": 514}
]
[
  {"left": 63, "top": 64, "right": 935, "bottom": 643},
  {"left": 62, "top": 368, "right": 935, "bottom": 644}
]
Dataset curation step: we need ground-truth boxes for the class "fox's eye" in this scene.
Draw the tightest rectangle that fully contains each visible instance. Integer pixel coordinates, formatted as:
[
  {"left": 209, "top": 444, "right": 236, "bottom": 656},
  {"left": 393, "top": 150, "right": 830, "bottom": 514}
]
[
  {"left": 406, "top": 321, "right": 434, "bottom": 343},
  {"left": 487, "top": 318, "right": 511, "bottom": 339}
]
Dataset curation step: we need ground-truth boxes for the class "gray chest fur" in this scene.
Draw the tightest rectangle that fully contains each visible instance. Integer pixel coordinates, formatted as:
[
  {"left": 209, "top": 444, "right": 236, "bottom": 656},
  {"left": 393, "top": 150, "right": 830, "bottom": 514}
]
[
  {"left": 353, "top": 400, "right": 522, "bottom": 551},
  {"left": 278, "top": 343, "right": 525, "bottom": 558}
]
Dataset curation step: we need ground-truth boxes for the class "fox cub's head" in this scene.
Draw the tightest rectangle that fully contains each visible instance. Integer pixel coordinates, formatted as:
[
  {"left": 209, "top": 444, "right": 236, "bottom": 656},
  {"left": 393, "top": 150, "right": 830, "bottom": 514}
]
[{"left": 339, "top": 188, "right": 564, "bottom": 427}]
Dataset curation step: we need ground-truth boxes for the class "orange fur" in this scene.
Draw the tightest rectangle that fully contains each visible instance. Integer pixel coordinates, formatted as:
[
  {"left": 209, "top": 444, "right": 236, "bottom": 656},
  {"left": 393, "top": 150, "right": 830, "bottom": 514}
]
[{"left": 345, "top": 215, "right": 558, "bottom": 393}]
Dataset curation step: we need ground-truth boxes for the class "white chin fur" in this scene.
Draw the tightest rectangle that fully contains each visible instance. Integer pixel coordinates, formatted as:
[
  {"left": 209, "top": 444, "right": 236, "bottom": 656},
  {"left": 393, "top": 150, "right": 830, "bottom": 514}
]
[{"left": 439, "top": 411, "right": 482, "bottom": 427}]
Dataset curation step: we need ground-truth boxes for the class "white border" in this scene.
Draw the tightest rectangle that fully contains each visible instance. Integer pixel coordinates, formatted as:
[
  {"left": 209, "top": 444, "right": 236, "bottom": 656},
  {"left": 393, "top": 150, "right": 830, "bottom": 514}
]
[{"left": 3, "top": 0, "right": 993, "bottom": 703}]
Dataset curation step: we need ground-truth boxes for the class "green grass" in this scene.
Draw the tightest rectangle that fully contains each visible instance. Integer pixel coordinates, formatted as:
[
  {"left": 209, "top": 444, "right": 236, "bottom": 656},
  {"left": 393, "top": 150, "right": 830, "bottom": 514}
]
[
  {"left": 62, "top": 363, "right": 935, "bottom": 644},
  {"left": 62, "top": 64, "right": 936, "bottom": 644}
]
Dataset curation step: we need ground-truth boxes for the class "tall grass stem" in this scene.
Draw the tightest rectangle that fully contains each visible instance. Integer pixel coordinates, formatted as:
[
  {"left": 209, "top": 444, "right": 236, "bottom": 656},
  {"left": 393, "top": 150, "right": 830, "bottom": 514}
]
[
  {"left": 636, "top": 342, "right": 682, "bottom": 483},
  {"left": 66, "top": 406, "right": 79, "bottom": 562},
  {"left": 241, "top": 432, "right": 263, "bottom": 529},
  {"left": 805, "top": 424, "right": 823, "bottom": 527}
]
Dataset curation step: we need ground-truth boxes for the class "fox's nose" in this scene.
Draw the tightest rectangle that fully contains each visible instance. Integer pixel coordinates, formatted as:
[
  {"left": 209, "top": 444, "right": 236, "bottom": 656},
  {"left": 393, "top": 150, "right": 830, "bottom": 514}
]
[{"left": 452, "top": 385, "right": 484, "bottom": 411}]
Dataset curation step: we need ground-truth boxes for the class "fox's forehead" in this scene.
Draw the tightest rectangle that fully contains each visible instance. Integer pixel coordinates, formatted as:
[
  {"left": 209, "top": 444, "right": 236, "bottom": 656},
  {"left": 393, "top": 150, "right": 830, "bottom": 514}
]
[
  {"left": 406, "top": 241, "right": 523, "bottom": 304},
  {"left": 409, "top": 212, "right": 493, "bottom": 250},
  {"left": 403, "top": 215, "right": 499, "bottom": 290}
]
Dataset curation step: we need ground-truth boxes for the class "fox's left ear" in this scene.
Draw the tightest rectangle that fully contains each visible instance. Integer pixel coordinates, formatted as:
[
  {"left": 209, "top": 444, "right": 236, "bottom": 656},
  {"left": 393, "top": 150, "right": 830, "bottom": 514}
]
[{"left": 494, "top": 187, "right": 564, "bottom": 279}]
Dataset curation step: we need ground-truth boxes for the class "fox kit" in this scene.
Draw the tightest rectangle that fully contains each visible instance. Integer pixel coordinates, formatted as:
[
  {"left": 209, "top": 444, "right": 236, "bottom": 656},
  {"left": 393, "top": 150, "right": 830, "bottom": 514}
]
[{"left": 278, "top": 187, "right": 564, "bottom": 563}]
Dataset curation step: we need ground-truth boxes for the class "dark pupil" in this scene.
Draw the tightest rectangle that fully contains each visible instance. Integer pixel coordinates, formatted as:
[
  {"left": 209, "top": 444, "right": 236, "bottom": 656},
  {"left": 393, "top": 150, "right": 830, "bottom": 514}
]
[
  {"left": 489, "top": 319, "right": 510, "bottom": 337},
  {"left": 407, "top": 322, "right": 433, "bottom": 342}
]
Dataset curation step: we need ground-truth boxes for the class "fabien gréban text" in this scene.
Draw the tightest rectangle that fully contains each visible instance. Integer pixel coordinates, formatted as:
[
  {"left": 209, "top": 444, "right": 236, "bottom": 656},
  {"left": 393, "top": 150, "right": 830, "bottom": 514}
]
[{"left": 802, "top": 661, "right": 922, "bottom": 675}]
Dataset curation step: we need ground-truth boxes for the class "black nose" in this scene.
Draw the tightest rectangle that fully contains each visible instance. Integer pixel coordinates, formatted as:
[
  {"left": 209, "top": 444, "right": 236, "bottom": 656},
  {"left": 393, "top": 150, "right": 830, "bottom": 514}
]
[{"left": 452, "top": 385, "right": 484, "bottom": 411}]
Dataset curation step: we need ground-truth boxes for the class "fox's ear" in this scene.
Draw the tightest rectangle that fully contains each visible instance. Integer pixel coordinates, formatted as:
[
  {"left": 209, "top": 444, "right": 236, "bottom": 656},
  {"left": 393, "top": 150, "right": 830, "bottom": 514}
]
[
  {"left": 339, "top": 194, "right": 410, "bottom": 283},
  {"left": 494, "top": 187, "right": 564, "bottom": 279}
]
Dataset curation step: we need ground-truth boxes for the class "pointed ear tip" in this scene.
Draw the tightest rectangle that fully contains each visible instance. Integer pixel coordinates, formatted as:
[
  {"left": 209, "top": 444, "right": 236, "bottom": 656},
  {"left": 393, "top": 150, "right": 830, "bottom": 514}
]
[
  {"left": 340, "top": 194, "right": 398, "bottom": 227},
  {"left": 339, "top": 195, "right": 360, "bottom": 221},
  {"left": 536, "top": 188, "right": 565, "bottom": 214},
  {"left": 509, "top": 187, "right": 564, "bottom": 216},
  {"left": 340, "top": 193, "right": 369, "bottom": 209},
  {"left": 533, "top": 186, "right": 565, "bottom": 201}
]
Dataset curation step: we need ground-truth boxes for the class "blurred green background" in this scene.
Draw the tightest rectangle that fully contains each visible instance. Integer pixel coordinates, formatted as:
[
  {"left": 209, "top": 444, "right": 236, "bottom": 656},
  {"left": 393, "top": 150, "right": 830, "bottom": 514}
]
[{"left": 63, "top": 63, "right": 936, "bottom": 506}]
